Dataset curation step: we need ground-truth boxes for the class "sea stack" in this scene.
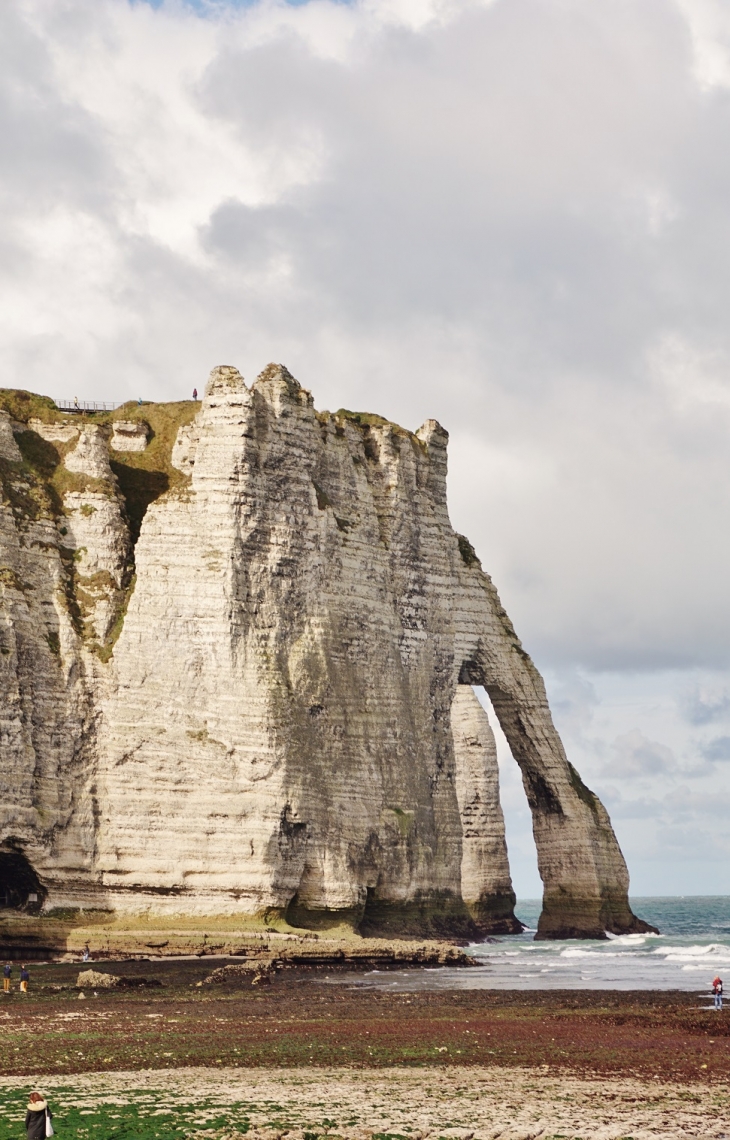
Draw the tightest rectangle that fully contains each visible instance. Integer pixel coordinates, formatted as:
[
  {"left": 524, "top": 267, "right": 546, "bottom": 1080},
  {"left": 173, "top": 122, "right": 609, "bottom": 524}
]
[{"left": 0, "top": 369, "right": 654, "bottom": 939}]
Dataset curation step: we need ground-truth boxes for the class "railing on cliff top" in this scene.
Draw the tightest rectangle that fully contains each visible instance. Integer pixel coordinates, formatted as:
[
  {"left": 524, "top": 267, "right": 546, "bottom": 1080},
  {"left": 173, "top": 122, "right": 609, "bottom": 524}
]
[{"left": 56, "top": 400, "right": 122, "bottom": 413}]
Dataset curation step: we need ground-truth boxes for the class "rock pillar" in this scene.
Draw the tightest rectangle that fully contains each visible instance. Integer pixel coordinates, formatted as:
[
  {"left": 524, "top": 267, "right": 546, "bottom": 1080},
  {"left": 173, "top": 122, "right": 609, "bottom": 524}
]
[
  {"left": 455, "top": 566, "right": 655, "bottom": 939},
  {"left": 451, "top": 685, "right": 522, "bottom": 933}
]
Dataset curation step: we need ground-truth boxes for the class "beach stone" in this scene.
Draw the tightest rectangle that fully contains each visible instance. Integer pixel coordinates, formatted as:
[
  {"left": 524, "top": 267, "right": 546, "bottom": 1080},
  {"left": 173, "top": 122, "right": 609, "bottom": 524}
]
[
  {"left": 202, "top": 962, "right": 279, "bottom": 985},
  {"left": 76, "top": 969, "right": 121, "bottom": 989}
]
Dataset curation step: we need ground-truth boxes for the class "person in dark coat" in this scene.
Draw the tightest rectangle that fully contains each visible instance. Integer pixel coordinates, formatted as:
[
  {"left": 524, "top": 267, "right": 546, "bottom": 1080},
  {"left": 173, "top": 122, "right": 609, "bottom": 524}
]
[
  {"left": 3, "top": 962, "right": 10, "bottom": 993},
  {"left": 19, "top": 965, "right": 29, "bottom": 994},
  {"left": 25, "top": 1092, "right": 51, "bottom": 1140}
]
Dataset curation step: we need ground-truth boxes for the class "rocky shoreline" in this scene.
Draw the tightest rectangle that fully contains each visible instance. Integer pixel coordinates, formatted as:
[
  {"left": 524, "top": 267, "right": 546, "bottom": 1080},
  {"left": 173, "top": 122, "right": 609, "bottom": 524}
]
[
  {"left": 1, "top": 1067, "right": 727, "bottom": 1140},
  {"left": 0, "top": 912, "right": 476, "bottom": 966}
]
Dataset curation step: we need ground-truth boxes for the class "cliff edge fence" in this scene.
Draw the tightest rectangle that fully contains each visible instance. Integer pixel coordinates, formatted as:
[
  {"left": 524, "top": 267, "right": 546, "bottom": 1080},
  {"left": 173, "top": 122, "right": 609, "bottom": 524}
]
[{"left": 0, "top": 367, "right": 656, "bottom": 945}]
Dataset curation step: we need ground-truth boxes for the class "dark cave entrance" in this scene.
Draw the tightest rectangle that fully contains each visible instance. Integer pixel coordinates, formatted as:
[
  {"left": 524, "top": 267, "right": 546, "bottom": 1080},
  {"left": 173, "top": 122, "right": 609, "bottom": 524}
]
[{"left": 0, "top": 849, "right": 46, "bottom": 912}]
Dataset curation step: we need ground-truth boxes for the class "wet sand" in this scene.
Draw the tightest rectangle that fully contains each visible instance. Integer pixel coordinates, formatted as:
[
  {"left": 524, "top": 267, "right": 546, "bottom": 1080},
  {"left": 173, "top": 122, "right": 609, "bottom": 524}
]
[{"left": 0, "top": 958, "right": 727, "bottom": 1084}]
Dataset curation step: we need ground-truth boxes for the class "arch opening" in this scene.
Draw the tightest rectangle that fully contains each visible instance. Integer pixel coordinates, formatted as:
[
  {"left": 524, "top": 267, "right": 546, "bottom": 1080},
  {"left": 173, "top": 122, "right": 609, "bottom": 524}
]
[
  {"left": 470, "top": 685, "right": 542, "bottom": 918},
  {"left": 451, "top": 682, "right": 524, "bottom": 934}
]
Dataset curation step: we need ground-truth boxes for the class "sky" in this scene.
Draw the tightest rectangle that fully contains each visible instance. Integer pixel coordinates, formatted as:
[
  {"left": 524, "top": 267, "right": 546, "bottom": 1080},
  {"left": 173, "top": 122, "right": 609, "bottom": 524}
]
[{"left": 3, "top": 0, "right": 730, "bottom": 899}]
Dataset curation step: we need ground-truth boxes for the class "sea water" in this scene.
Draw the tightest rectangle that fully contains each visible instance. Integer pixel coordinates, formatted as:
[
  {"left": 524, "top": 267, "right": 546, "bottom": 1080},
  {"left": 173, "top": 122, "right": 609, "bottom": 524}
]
[{"left": 343, "top": 896, "right": 730, "bottom": 992}]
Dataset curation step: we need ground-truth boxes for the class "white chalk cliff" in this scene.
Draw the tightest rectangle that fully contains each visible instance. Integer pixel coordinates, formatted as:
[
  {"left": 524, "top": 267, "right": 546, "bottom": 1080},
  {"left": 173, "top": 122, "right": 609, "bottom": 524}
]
[{"left": 0, "top": 371, "right": 655, "bottom": 938}]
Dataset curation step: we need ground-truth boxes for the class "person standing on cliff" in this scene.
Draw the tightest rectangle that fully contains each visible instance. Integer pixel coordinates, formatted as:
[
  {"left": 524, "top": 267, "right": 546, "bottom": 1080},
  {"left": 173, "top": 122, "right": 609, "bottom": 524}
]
[
  {"left": 3, "top": 962, "right": 11, "bottom": 993},
  {"left": 19, "top": 965, "right": 29, "bottom": 994},
  {"left": 713, "top": 976, "right": 723, "bottom": 1010},
  {"left": 192, "top": 387, "right": 198, "bottom": 400},
  {"left": 25, "top": 1092, "right": 52, "bottom": 1140}
]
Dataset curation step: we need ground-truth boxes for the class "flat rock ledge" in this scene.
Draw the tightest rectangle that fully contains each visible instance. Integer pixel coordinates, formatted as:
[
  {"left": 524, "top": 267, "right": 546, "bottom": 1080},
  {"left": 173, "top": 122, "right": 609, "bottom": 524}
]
[{"left": 0, "top": 913, "right": 476, "bottom": 964}]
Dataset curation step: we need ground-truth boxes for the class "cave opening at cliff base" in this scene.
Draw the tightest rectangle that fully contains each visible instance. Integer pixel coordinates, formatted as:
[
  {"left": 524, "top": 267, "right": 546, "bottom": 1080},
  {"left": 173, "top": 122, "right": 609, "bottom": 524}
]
[{"left": 0, "top": 848, "right": 46, "bottom": 912}]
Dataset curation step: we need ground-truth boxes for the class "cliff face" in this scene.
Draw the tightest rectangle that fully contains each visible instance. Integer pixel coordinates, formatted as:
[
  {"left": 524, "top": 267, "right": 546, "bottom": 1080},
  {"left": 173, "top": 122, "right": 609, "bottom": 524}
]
[{"left": 0, "top": 371, "right": 653, "bottom": 939}]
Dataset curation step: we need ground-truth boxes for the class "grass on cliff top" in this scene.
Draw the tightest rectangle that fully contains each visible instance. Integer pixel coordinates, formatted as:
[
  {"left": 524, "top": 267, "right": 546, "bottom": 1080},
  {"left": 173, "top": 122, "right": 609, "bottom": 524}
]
[
  {"left": 107, "top": 401, "right": 198, "bottom": 544},
  {"left": 0, "top": 388, "right": 62, "bottom": 424},
  {"left": 334, "top": 408, "right": 420, "bottom": 443},
  {"left": 0, "top": 390, "right": 198, "bottom": 543}
]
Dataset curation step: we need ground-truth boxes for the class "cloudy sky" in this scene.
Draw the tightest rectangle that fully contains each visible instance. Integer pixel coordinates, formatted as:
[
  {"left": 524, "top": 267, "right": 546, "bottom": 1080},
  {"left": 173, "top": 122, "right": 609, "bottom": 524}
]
[{"left": 4, "top": 0, "right": 730, "bottom": 898}]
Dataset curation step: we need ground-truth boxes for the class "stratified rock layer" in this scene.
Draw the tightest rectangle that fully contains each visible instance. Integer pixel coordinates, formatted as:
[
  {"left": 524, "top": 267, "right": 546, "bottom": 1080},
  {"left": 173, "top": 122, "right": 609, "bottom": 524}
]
[{"left": 0, "top": 370, "right": 654, "bottom": 939}]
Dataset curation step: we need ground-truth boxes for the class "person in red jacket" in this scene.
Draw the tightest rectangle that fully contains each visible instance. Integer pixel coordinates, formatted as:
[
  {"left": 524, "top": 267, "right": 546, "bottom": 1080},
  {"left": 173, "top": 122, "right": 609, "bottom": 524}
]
[{"left": 712, "top": 976, "right": 723, "bottom": 1011}]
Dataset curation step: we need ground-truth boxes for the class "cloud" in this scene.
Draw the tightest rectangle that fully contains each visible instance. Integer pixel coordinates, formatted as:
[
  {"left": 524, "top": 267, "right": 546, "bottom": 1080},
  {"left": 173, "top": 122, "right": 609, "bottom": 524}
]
[
  {"left": 606, "top": 729, "right": 676, "bottom": 778},
  {"left": 701, "top": 735, "right": 730, "bottom": 762},
  {"left": 2, "top": 0, "right": 730, "bottom": 889},
  {"left": 543, "top": 668, "right": 599, "bottom": 741},
  {"left": 67, "top": 0, "right": 730, "bottom": 673},
  {"left": 679, "top": 686, "right": 730, "bottom": 725}
]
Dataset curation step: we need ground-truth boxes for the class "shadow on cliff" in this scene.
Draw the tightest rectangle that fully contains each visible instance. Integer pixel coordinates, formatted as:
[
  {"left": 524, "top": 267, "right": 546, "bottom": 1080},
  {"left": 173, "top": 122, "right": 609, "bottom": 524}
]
[
  {"left": 110, "top": 460, "right": 169, "bottom": 545},
  {"left": 108, "top": 400, "right": 198, "bottom": 545},
  {"left": 286, "top": 889, "right": 485, "bottom": 941}
]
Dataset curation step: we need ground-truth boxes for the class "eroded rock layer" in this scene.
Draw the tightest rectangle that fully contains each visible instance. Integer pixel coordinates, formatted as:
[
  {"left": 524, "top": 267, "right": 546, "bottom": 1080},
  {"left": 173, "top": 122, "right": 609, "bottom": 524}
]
[{"left": 0, "top": 372, "right": 654, "bottom": 939}]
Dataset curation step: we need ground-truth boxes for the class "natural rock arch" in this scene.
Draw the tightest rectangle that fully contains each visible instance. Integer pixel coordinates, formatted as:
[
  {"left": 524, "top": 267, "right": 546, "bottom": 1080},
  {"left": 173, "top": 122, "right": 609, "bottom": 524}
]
[{"left": 0, "top": 370, "right": 655, "bottom": 939}]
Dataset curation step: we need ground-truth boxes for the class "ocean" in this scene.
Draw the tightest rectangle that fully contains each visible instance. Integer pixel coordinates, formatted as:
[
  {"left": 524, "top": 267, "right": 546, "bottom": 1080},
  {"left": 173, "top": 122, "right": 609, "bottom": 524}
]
[{"left": 343, "top": 896, "right": 730, "bottom": 992}]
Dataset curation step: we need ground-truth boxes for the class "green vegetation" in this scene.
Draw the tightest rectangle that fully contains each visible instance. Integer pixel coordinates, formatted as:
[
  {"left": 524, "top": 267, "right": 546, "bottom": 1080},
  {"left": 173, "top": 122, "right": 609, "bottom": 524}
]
[
  {"left": 335, "top": 409, "right": 396, "bottom": 430},
  {"left": 456, "top": 534, "right": 480, "bottom": 568},
  {"left": 0, "top": 388, "right": 61, "bottom": 424},
  {"left": 334, "top": 409, "right": 418, "bottom": 447},
  {"left": 0, "top": 1086, "right": 256, "bottom": 1140},
  {"left": 0, "top": 1084, "right": 466, "bottom": 1140},
  {"left": 567, "top": 761, "right": 600, "bottom": 816},
  {"left": 108, "top": 401, "right": 197, "bottom": 544},
  {"left": 0, "top": 962, "right": 725, "bottom": 1082},
  {"left": 45, "top": 631, "right": 60, "bottom": 657},
  {"left": 0, "top": 568, "right": 30, "bottom": 592},
  {"left": 1, "top": 391, "right": 197, "bottom": 659},
  {"left": 387, "top": 807, "right": 414, "bottom": 838},
  {"left": 12, "top": 429, "right": 110, "bottom": 511},
  {"left": 312, "top": 480, "right": 332, "bottom": 510},
  {"left": 1, "top": 389, "right": 197, "bottom": 544},
  {"left": 94, "top": 574, "right": 137, "bottom": 663}
]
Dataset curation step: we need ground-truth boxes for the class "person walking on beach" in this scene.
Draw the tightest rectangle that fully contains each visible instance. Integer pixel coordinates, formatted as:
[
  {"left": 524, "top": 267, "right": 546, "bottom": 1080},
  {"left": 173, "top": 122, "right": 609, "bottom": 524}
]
[
  {"left": 713, "top": 976, "right": 723, "bottom": 1010},
  {"left": 19, "top": 965, "right": 29, "bottom": 994},
  {"left": 3, "top": 962, "right": 11, "bottom": 993},
  {"left": 25, "top": 1092, "right": 52, "bottom": 1140}
]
